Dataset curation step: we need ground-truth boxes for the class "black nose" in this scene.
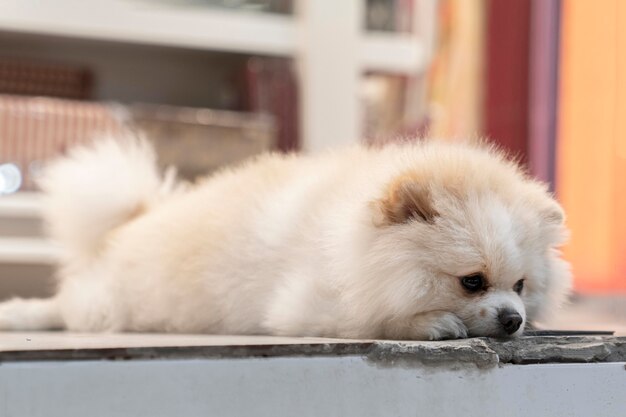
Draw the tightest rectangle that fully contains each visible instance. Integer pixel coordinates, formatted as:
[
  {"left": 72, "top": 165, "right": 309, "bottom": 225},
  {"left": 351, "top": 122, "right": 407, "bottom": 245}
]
[{"left": 498, "top": 309, "right": 523, "bottom": 335}]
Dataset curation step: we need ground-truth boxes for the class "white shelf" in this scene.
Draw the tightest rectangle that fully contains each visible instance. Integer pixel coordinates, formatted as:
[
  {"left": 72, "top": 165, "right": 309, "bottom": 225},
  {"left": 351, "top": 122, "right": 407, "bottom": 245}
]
[
  {"left": 0, "top": 0, "right": 426, "bottom": 73},
  {"left": 0, "top": 193, "right": 58, "bottom": 264},
  {"left": 0, "top": 192, "right": 43, "bottom": 218},
  {"left": 0, "top": 0, "right": 296, "bottom": 56},
  {"left": 0, "top": 0, "right": 436, "bottom": 150},
  {"left": 0, "top": 237, "right": 61, "bottom": 264},
  {"left": 362, "top": 32, "right": 426, "bottom": 73}
]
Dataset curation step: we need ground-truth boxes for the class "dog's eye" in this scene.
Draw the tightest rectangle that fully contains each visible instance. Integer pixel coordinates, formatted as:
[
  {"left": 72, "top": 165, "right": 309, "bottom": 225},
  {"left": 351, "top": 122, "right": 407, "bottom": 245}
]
[
  {"left": 513, "top": 279, "right": 525, "bottom": 295},
  {"left": 460, "top": 273, "right": 485, "bottom": 293}
]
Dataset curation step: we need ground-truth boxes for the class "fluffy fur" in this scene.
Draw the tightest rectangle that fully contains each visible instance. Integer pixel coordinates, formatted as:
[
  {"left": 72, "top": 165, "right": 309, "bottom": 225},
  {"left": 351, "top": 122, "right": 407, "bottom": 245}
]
[{"left": 0, "top": 137, "right": 571, "bottom": 340}]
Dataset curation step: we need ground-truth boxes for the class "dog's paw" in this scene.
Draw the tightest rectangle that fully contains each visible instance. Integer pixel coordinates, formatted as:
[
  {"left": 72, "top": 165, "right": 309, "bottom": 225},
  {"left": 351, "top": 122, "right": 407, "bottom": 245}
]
[
  {"left": 407, "top": 311, "right": 468, "bottom": 341},
  {"left": 0, "top": 297, "right": 62, "bottom": 331},
  {"left": 0, "top": 298, "right": 25, "bottom": 330}
]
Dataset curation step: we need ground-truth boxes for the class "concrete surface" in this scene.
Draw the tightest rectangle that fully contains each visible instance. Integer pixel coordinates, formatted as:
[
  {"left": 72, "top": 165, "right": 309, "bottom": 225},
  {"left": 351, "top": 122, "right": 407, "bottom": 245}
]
[
  {"left": 0, "top": 353, "right": 624, "bottom": 417},
  {"left": 1, "top": 332, "right": 625, "bottom": 367},
  {"left": 1, "top": 332, "right": 624, "bottom": 417}
]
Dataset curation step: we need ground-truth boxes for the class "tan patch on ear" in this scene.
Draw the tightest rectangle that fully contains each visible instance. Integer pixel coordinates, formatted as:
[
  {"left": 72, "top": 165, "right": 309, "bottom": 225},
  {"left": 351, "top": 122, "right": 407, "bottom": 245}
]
[{"left": 375, "top": 172, "right": 439, "bottom": 226}]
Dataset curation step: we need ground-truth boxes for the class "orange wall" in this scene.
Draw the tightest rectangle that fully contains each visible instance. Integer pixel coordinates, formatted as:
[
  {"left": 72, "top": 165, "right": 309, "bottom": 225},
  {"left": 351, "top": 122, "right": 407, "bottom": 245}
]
[{"left": 558, "top": 0, "right": 626, "bottom": 292}]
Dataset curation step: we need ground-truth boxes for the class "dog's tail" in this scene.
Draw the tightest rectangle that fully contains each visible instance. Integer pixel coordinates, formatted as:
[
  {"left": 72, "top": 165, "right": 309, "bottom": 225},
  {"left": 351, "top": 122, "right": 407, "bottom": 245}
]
[{"left": 38, "top": 136, "right": 168, "bottom": 261}]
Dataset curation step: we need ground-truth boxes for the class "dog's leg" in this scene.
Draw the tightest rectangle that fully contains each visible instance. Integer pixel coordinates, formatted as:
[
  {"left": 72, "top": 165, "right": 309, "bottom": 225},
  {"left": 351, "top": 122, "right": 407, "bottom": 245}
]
[
  {"left": 412, "top": 311, "right": 468, "bottom": 340},
  {"left": 385, "top": 311, "right": 468, "bottom": 340},
  {"left": 0, "top": 297, "right": 64, "bottom": 331}
]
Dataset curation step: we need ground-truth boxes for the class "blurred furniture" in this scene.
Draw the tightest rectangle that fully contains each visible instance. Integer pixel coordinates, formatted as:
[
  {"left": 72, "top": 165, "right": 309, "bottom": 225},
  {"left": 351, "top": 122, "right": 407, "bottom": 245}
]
[
  {"left": 0, "top": 95, "right": 274, "bottom": 189},
  {"left": 0, "top": 0, "right": 437, "bottom": 151},
  {"left": 0, "top": 57, "right": 93, "bottom": 99},
  {"left": 0, "top": 94, "right": 123, "bottom": 190},
  {"left": 131, "top": 103, "right": 275, "bottom": 180},
  {"left": 0, "top": 192, "right": 57, "bottom": 300}
]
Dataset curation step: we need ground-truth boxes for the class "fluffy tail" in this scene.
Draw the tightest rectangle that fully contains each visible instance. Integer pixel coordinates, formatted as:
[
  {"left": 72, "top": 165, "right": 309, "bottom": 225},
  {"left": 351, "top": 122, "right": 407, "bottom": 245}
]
[{"left": 38, "top": 136, "right": 166, "bottom": 260}]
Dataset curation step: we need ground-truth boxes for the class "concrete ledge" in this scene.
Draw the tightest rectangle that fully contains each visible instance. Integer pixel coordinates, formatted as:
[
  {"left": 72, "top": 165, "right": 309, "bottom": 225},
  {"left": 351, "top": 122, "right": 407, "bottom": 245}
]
[
  {"left": 487, "top": 335, "right": 626, "bottom": 365},
  {"left": 1, "top": 332, "right": 625, "bottom": 368}
]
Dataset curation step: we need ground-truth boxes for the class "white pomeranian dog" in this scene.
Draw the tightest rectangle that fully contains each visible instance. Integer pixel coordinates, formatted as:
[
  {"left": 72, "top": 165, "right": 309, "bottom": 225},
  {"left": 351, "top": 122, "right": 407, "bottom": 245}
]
[{"left": 0, "top": 137, "right": 571, "bottom": 340}]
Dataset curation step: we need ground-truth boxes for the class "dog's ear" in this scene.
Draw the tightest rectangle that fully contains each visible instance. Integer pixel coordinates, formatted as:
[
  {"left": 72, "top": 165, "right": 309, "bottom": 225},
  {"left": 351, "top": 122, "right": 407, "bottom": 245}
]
[{"left": 373, "top": 173, "right": 438, "bottom": 226}]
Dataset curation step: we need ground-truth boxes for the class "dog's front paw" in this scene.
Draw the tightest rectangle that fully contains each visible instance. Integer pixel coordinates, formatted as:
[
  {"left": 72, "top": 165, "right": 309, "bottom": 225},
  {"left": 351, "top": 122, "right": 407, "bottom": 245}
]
[
  {"left": 423, "top": 312, "right": 468, "bottom": 340},
  {"left": 428, "top": 315, "right": 468, "bottom": 340}
]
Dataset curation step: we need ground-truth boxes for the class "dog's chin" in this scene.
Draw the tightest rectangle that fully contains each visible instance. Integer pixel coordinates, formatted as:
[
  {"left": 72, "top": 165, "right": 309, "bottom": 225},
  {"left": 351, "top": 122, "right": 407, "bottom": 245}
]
[
  {"left": 465, "top": 318, "right": 527, "bottom": 340},
  {"left": 467, "top": 325, "right": 525, "bottom": 339}
]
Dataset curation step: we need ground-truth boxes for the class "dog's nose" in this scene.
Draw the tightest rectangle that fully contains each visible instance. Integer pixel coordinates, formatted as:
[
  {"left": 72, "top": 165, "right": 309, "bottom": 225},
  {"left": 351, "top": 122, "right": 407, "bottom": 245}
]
[{"left": 497, "top": 309, "right": 523, "bottom": 335}]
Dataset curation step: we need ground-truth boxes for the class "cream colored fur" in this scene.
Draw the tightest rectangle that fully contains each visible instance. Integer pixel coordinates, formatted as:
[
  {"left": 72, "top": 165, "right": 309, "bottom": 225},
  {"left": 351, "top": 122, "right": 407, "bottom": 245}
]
[{"left": 0, "top": 137, "right": 571, "bottom": 340}]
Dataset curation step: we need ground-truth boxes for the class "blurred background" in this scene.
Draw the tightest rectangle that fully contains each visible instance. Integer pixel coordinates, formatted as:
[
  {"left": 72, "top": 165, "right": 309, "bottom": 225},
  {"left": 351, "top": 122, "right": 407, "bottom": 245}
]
[{"left": 0, "top": 0, "right": 624, "bottom": 333}]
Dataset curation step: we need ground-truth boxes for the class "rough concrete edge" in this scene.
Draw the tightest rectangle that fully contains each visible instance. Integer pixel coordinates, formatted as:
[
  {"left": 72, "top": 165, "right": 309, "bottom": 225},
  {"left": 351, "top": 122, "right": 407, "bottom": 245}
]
[
  {"left": 486, "top": 336, "right": 626, "bottom": 364},
  {"left": 365, "top": 339, "right": 499, "bottom": 370},
  {"left": 1, "top": 336, "right": 625, "bottom": 367},
  {"left": 364, "top": 336, "right": 626, "bottom": 369},
  {"left": 0, "top": 342, "right": 376, "bottom": 363}
]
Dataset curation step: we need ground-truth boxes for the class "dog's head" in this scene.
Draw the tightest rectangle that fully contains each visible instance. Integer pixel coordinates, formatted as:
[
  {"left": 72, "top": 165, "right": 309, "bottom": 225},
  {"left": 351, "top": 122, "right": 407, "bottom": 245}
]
[{"left": 360, "top": 142, "right": 571, "bottom": 339}]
